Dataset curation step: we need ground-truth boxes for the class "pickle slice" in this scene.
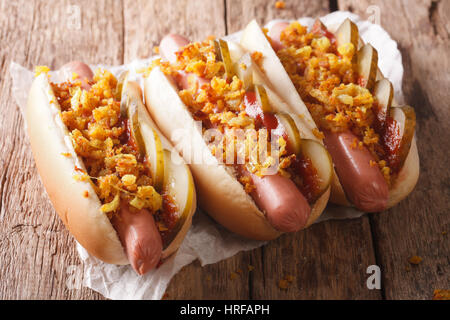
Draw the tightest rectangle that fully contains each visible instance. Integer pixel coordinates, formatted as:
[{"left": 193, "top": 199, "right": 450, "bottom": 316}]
[
  {"left": 214, "top": 39, "right": 235, "bottom": 81},
  {"left": 117, "top": 71, "right": 130, "bottom": 118},
  {"left": 335, "top": 18, "right": 359, "bottom": 64},
  {"left": 127, "top": 101, "right": 147, "bottom": 156},
  {"left": 390, "top": 106, "right": 416, "bottom": 172},
  {"left": 161, "top": 150, "right": 195, "bottom": 248},
  {"left": 275, "top": 112, "right": 302, "bottom": 155},
  {"left": 124, "top": 81, "right": 165, "bottom": 191},
  {"left": 235, "top": 52, "right": 254, "bottom": 90},
  {"left": 255, "top": 84, "right": 272, "bottom": 113},
  {"left": 357, "top": 44, "right": 378, "bottom": 91},
  {"left": 140, "top": 124, "right": 165, "bottom": 192},
  {"left": 300, "top": 139, "right": 333, "bottom": 200},
  {"left": 335, "top": 18, "right": 359, "bottom": 49},
  {"left": 373, "top": 78, "right": 394, "bottom": 124}
]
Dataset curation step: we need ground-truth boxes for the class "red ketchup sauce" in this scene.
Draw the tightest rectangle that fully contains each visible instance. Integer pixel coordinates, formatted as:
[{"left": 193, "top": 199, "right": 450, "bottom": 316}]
[
  {"left": 121, "top": 119, "right": 140, "bottom": 155},
  {"left": 156, "top": 193, "right": 180, "bottom": 247},
  {"left": 290, "top": 156, "right": 321, "bottom": 203},
  {"left": 244, "top": 92, "right": 284, "bottom": 138},
  {"left": 193, "top": 110, "right": 214, "bottom": 129},
  {"left": 357, "top": 76, "right": 367, "bottom": 88},
  {"left": 372, "top": 103, "right": 403, "bottom": 174}
]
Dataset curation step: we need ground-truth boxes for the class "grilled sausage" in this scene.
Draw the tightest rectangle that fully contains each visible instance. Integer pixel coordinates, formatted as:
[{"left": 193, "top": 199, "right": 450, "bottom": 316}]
[
  {"left": 324, "top": 130, "right": 389, "bottom": 212},
  {"left": 248, "top": 172, "right": 311, "bottom": 232},
  {"left": 110, "top": 204, "right": 163, "bottom": 275}
]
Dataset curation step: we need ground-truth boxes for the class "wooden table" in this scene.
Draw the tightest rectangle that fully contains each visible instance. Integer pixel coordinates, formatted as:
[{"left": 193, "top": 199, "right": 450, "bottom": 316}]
[{"left": 0, "top": 0, "right": 448, "bottom": 300}]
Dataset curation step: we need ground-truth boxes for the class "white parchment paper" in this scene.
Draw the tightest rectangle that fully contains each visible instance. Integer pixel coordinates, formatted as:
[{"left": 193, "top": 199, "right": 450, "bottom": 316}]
[{"left": 10, "top": 11, "right": 403, "bottom": 300}]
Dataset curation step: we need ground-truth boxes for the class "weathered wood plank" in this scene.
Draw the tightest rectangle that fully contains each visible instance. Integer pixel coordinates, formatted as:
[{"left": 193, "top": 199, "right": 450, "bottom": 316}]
[
  {"left": 225, "top": 0, "right": 381, "bottom": 300},
  {"left": 123, "top": 0, "right": 255, "bottom": 299},
  {"left": 0, "top": 0, "right": 124, "bottom": 299},
  {"left": 2, "top": 0, "right": 444, "bottom": 300},
  {"left": 165, "top": 251, "right": 253, "bottom": 300},
  {"left": 123, "top": 0, "right": 227, "bottom": 61},
  {"left": 250, "top": 218, "right": 381, "bottom": 299},
  {"left": 226, "top": 0, "right": 330, "bottom": 34},
  {"left": 338, "top": 0, "right": 450, "bottom": 299}
]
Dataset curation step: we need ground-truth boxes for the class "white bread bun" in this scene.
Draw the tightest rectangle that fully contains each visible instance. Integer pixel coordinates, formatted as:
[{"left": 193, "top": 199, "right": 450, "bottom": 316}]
[
  {"left": 144, "top": 68, "right": 330, "bottom": 240},
  {"left": 26, "top": 74, "right": 195, "bottom": 264},
  {"left": 240, "top": 20, "right": 419, "bottom": 210}
]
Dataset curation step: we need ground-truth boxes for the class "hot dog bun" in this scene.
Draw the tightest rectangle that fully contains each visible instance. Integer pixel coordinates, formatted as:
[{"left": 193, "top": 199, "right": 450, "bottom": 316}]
[
  {"left": 26, "top": 72, "right": 196, "bottom": 265},
  {"left": 144, "top": 65, "right": 330, "bottom": 241},
  {"left": 240, "top": 19, "right": 419, "bottom": 210}
]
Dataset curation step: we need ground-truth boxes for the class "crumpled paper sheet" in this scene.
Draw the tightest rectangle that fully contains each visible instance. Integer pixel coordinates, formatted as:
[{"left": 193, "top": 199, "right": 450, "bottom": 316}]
[{"left": 10, "top": 11, "right": 403, "bottom": 300}]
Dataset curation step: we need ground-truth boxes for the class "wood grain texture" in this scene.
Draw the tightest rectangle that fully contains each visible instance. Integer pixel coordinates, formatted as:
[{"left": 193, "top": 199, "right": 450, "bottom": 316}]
[
  {"left": 250, "top": 218, "right": 381, "bottom": 299},
  {"left": 338, "top": 0, "right": 450, "bottom": 299},
  {"left": 165, "top": 251, "right": 253, "bottom": 300},
  {"left": 0, "top": 0, "right": 447, "bottom": 300},
  {"left": 226, "top": 0, "right": 330, "bottom": 33},
  {"left": 123, "top": 0, "right": 226, "bottom": 62},
  {"left": 0, "top": 0, "right": 124, "bottom": 299}
]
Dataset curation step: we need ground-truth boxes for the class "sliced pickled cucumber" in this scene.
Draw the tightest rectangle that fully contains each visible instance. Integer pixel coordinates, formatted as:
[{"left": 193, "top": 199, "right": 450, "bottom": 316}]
[
  {"left": 140, "top": 124, "right": 165, "bottom": 192},
  {"left": 235, "top": 52, "right": 254, "bottom": 90},
  {"left": 161, "top": 150, "right": 195, "bottom": 248},
  {"left": 124, "top": 81, "right": 165, "bottom": 191},
  {"left": 374, "top": 78, "right": 393, "bottom": 124},
  {"left": 275, "top": 112, "right": 302, "bottom": 155},
  {"left": 300, "top": 139, "right": 333, "bottom": 199},
  {"left": 335, "top": 18, "right": 359, "bottom": 49},
  {"left": 255, "top": 84, "right": 272, "bottom": 113},
  {"left": 214, "top": 39, "right": 235, "bottom": 81},
  {"left": 390, "top": 106, "right": 416, "bottom": 172},
  {"left": 127, "top": 102, "right": 147, "bottom": 156},
  {"left": 117, "top": 71, "right": 130, "bottom": 118},
  {"left": 357, "top": 44, "right": 378, "bottom": 91},
  {"left": 335, "top": 18, "right": 359, "bottom": 63}
]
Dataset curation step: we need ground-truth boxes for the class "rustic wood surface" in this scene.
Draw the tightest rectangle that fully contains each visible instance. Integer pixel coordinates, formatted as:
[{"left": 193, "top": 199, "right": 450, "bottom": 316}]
[{"left": 0, "top": 0, "right": 448, "bottom": 300}]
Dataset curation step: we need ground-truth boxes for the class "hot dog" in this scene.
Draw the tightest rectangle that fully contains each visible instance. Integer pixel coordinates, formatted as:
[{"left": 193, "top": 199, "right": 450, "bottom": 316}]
[
  {"left": 144, "top": 34, "right": 332, "bottom": 240},
  {"left": 240, "top": 19, "right": 419, "bottom": 211},
  {"left": 59, "top": 61, "right": 164, "bottom": 273},
  {"left": 160, "top": 34, "right": 312, "bottom": 232},
  {"left": 26, "top": 61, "right": 196, "bottom": 274},
  {"left": 266, "top": 22, "right": 389, "bottom": 211}
]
